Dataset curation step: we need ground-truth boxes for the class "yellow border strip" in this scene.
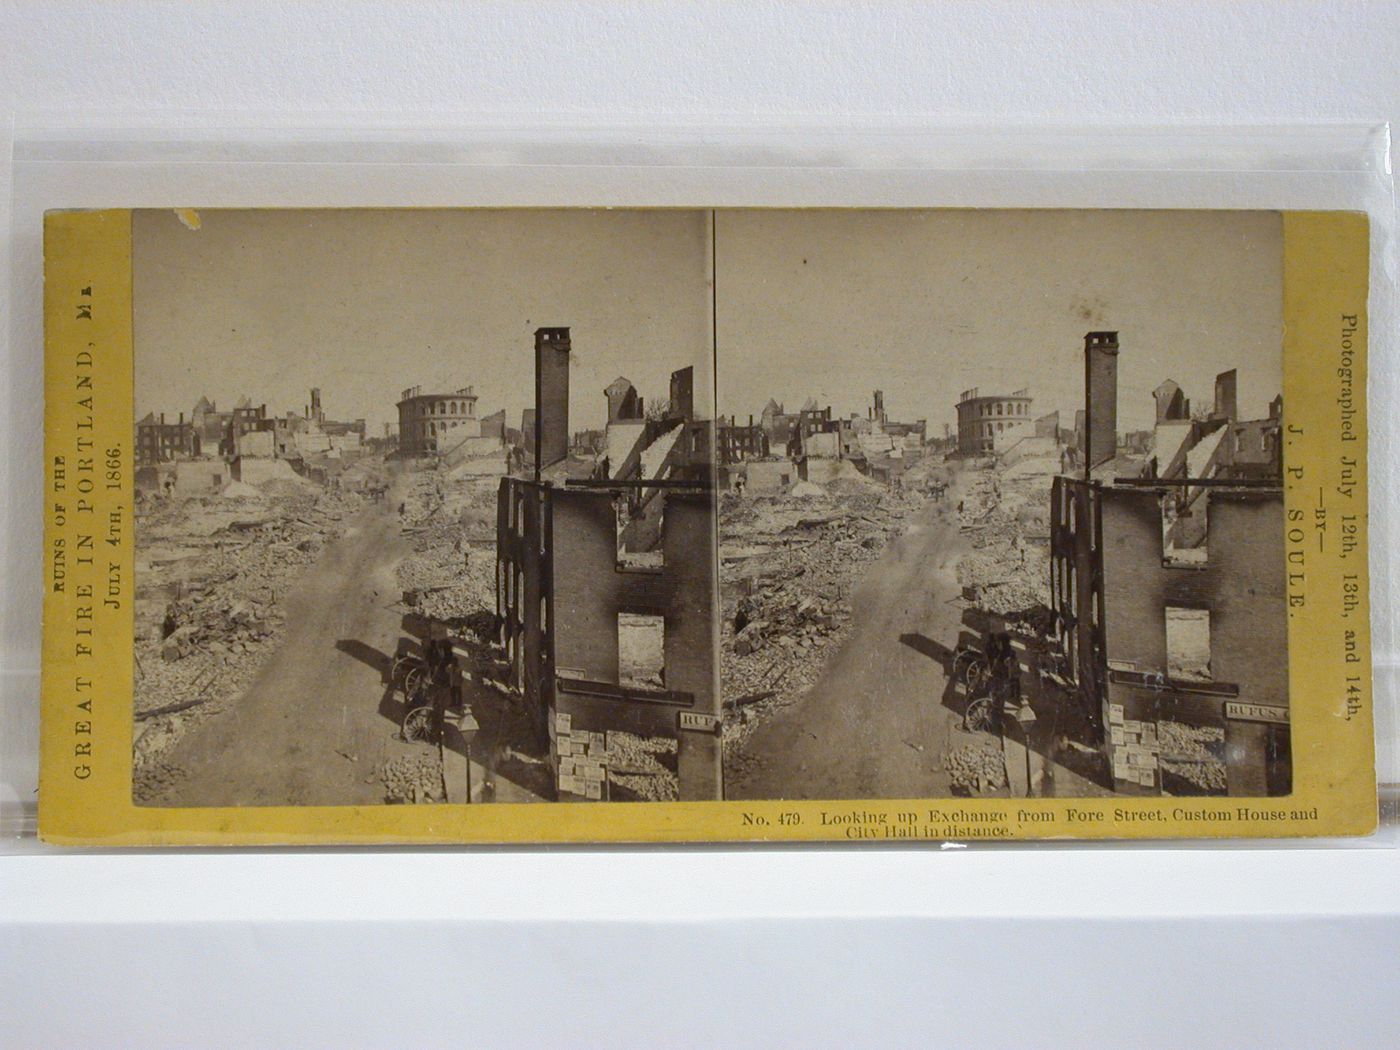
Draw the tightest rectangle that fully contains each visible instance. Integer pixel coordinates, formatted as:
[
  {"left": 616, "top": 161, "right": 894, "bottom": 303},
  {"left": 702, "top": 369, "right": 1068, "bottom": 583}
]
[{"left": 39, "top": 209, "right": 1376, "bottom": 844}]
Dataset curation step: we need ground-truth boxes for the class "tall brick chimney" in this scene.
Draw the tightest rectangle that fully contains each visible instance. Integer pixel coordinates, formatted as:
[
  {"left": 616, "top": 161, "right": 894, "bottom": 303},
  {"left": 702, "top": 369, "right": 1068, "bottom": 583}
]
[
  {"left": 873, "top": 390, "right": 885, "bottom": 425},
  {"left": 1084, "top": 331, "right": 1119, "bottom": 476},
  {"left": 1213, "top": 369, "right": 1238, "bottom": 421},
  {"left": 310, "top": 387, "right": 323, "bottom": 424},
  {"left": 534, "top": 327, "right": 571, "bottom": 478},
  {"left": 669, "top": 366, "right": 694, "bottom": 421}
]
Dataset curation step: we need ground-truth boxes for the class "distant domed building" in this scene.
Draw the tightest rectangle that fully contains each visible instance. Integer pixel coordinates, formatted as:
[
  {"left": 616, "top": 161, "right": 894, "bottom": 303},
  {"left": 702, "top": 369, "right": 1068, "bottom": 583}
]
[
  {"left": 955, "top": 387, "right": 1033, "bottom": 454},
  {"left": 396, "top": 385, "right": 480, "bottom": 454}
]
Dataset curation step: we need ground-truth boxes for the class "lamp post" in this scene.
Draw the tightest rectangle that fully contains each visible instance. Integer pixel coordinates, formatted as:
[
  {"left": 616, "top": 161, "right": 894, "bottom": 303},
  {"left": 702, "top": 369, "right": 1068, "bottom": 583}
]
[{"left": 1015, "top": 700, "right": 1038, "bottom": 798}]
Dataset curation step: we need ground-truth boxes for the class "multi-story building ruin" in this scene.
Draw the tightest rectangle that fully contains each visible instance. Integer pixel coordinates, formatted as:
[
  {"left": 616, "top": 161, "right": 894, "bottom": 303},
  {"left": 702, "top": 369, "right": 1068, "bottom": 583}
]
[
  {"left": 497, "top": 327, "right": 721, "bottom": 803},
  {"left": 135, "top": 411, "right": 198, "bottom": 466},
  {"left": 1049, "top": 331, "right": 1288, "bottom": 797}
]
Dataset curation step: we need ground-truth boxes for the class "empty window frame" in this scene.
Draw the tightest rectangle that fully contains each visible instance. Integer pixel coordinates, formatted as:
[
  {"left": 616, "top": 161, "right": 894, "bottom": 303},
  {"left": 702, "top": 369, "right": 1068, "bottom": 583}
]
[
  {"left": 1162, "top": 491, "right": 1208, "bottom": 567},
  {"left": 618, "top": 612, "right": 665, "bottom": 690},
  {"left": 1165, "top": 606, "right": 1211, "bottom": 680},
  {"left": 616, "top": 492, "right": 665, "bottom": 570}
]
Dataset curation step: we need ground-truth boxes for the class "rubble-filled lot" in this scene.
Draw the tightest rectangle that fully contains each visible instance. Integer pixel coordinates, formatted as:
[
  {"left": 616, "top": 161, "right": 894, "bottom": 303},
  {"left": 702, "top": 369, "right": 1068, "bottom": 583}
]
[
  {"left": 606, "top": 732, "right": 679, "bottom": 802},
  {"left": 395, "top": 468, "right": 498, "bottom": 624},
  {"left": 944, "top": 742, "right": 1010, "bottom": 796},
  {"left": 954, "top": 462, "right": 1054, "bottom": 617},
  {"left": 379, "top": 750, "right": 447, "bottom": 803},
  {"left": 719, "top": 472, "right": 928, "bottom": 754},
  {"left": 132, "top": 467, "right": 378, "bottom": 801},
  {"left": 1158, "top": 720, "right": 1228, "bottom": 794}
]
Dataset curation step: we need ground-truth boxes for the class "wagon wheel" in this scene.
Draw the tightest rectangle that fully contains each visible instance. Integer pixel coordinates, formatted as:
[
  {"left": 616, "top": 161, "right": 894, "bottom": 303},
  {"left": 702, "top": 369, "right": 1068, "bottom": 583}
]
[
  {"left": 960, "top": 655, "right": 989, "bottom": 694},
  {"left": 401, "top": 705, "right": 436, "bottom": 744},
  {"left": 390, "top": 653, "right": 417, "bottom": 687},
  {"left": 403, "top": 664, "right": 427, "bottom": 697},
  {"left": 964, "top": 695, "right": 996, "bottom": 734}
]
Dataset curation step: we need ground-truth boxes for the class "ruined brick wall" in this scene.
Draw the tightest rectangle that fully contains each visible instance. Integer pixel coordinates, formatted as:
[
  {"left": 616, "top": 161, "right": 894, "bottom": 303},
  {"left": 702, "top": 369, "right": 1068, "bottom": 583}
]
[
  {"left": 549, "top": 488, "right": 720, "bottom": 799},
  {"left": 1050, "top": 476, "right": 1105, "bottom": 729},
  {"left": 1099, "top": 489, "right": 1287, "bottom": 708},
  {"left": 496, "top": 478, "right": 553, "bottom": 743}
]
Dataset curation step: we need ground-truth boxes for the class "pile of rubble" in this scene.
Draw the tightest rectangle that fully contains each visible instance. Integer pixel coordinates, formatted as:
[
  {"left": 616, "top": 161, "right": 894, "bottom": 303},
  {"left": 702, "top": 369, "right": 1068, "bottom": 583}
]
[
  {"left": 379, "top": 752, "right": 446, "bottom": 803},
  {"left": 1158, "top": 720, "right": 1228, "bottom": 794},
  {"left": 400, "top": 470, "right": 447, "bottom": 526},
  {"left": 719, "top": 482, "right": 924, "bottom": 749},
  {"left": 131, "top": 481, "right": 370, "bottom": 793},
  {"left": 605, "top": 731, "right": 679, "bottom": 802},
  {"left": 955, "top": 469, "right": 1052, "bottom": 616},
  {"left": 396, "top": 472, "right": 498, "bottom": 622},
  {"left": 944, "top": 743, "right": 1009, "bottom": 795}
]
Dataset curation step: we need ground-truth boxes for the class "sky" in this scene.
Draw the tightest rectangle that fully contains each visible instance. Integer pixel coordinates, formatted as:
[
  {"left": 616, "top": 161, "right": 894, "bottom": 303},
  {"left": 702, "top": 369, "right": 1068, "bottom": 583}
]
[
  {"left": 134, "top": 208, "right": 1283, "bottom": 440},
  {"left": 133, "top": 208, "right": 713, "bottom": 436},
  {"left": 714, "top": 209, "right": 1283, "bottom": 435}
]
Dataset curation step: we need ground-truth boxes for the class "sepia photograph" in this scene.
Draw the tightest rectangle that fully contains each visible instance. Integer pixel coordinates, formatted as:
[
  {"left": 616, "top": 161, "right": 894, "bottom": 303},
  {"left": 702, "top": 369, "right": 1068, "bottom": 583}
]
[
  {"left": 126, "top": 206, "right": 1296, "bottom": 810},
  {"left": 714, "top": 209, "right": 1290, "bottom": 801},
  {"left": 130, "top": 208, "right": 719, "bottom": 807}
]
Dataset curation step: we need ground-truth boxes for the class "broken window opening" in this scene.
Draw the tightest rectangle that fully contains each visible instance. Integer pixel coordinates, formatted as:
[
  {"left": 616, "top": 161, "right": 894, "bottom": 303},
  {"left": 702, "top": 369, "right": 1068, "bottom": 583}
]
[
  {"left": 1162, "top": 491, "right": 1208, "bottom": 567},
  {"left": 1165, "top": 606, "right": 1211, "bottom": 680},
  {"left": 618, "top": 612, "right": 665, "bottom": 690},
  {"left": 616, "top": 492, "right": 665, "bottom": 571}
]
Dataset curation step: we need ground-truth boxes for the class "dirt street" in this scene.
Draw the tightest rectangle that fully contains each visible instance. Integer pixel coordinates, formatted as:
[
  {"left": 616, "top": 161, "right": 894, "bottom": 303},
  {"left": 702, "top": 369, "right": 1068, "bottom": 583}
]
[
  {"left": 155, "top": 482, "right": 413, "bottom": 807},
  {"left": 730, "top": 491, "right": 973, "bottom": 800}
]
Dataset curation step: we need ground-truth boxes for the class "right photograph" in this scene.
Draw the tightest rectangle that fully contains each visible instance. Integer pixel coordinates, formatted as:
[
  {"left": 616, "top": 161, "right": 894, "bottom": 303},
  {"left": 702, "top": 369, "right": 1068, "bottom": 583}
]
[{"left": 715, "top": 209, "right": 1289, "bottom": 801}]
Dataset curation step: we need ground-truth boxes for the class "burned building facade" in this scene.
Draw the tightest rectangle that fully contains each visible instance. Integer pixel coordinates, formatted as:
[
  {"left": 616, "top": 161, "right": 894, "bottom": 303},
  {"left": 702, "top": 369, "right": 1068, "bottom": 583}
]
[
  {"left": 720, "top": 390, "right": 926, "bottom": 489},
  {"left": 716, "top": 415, "right": 770, "bottom": 465},
  {"left": 497, "top": 328, "right": 721, "bottom": 802},
  {"left": 136, "top": 411, "right": 199, "bottom": 466},
  {"left": 1050, "top": 331, "right": 1289, "bottom": 797},
  {"left": 138, "top": 386, "right": 372, "bottom": 487}
]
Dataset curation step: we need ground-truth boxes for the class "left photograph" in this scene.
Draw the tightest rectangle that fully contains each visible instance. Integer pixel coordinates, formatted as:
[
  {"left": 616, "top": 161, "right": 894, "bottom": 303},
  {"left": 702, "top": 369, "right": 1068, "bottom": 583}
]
[{"left": 130, "top": 209, "right": 719, "bottom": 807}]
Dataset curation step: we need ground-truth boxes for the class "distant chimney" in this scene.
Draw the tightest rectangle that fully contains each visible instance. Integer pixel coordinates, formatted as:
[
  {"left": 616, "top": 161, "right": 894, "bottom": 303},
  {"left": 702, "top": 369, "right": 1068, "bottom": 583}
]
[
  {"left": 1213, "top": 369, "right": 1238, "bottom": 421},
  {"left": 670, "top": 366, "right": 695, "bottom": 421},
  {"left": 310, "top": 387, "right": 323, "bottom": 423},
  {"left": 873, "top": 390, "right": 885, "bottom": 425},
  {"left": 534, "top": 327, "right": 571, "bottom": 478},
  {"left": 1084, "top": 331, "right": 1119, "bottom": 475}
]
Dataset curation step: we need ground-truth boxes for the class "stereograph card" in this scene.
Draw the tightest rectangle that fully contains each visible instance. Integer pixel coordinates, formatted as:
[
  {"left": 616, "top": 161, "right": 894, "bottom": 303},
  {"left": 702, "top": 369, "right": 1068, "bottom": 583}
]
[{"left": 38, "top": 206, "right": 1376, "bottom": 844}]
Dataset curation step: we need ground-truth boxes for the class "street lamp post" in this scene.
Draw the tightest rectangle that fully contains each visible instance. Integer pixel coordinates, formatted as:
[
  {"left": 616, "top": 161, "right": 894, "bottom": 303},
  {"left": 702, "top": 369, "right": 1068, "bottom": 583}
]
[{"left": 1015, "top": 700, "right": 1038, "bottom": 798}]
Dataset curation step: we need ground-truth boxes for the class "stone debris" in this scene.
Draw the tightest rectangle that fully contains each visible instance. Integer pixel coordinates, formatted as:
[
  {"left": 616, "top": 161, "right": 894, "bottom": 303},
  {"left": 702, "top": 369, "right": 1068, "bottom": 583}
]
[
  {"left": 379, "top": 751, "right": 446, "bottom": 803},
  {"left": 219, "top": 479, "right": 266, "bottom": 500},
  {"left": 1158, "top": 720, "right": 1228, "bottom": 793},
  {"left": 954, "top": 464, "right": 1054, "bottom": 616},
  {"left": 944, "top": 743, "right": 1009, "bottom": 795},
  {"left": 605, "top": 732, "right": 679, "bottom": 802},
  {"left": 396, "top": 470, "right": 498, "bottom": 623}
]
